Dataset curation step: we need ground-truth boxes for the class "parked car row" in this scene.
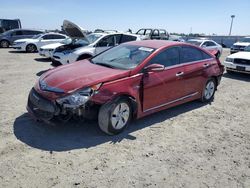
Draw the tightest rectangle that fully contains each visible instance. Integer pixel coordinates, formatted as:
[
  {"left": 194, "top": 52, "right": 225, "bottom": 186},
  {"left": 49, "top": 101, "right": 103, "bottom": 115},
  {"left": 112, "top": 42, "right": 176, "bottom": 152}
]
[{"left": 1, "top": 20, "right": 248, "bottom": 135}]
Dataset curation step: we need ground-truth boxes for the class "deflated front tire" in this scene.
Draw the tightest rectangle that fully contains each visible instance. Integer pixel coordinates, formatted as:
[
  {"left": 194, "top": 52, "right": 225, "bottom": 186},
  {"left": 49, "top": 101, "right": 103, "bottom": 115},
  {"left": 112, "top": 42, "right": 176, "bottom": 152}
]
[{"left": 98, "top": 98, "right": 132, "bottom": 135}]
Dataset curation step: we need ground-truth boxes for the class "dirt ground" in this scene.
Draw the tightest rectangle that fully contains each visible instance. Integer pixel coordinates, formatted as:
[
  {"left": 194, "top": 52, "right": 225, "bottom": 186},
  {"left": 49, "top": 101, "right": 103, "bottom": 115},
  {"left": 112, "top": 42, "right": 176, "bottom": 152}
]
[{"left": 0, "top": 48, "right": 250, "bottom": 188}]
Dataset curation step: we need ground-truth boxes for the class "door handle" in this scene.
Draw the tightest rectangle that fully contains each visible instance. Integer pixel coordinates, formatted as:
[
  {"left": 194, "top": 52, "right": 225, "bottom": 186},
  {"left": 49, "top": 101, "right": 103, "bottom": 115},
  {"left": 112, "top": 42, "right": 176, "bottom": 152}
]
[
  {"left": 176, "top": 72, "right": 184, "bottom": 76},
  {"left": 203, "top": 63, "right": 209, "bottom": 68}
]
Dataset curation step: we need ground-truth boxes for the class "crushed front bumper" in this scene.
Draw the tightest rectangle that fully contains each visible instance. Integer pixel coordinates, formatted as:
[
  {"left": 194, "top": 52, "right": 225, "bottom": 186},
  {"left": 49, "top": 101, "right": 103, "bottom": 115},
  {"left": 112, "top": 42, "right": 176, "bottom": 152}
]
[{"left": 27, "top": 88, "right": 58, "bottom": 121}]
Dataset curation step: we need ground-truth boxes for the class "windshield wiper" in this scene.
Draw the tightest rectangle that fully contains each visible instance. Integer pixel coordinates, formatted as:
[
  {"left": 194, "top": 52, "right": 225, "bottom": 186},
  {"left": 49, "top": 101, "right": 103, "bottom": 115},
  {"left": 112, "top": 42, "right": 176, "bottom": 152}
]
[{"left": 95, "top": 62, "right": 115, "bottom": 69}]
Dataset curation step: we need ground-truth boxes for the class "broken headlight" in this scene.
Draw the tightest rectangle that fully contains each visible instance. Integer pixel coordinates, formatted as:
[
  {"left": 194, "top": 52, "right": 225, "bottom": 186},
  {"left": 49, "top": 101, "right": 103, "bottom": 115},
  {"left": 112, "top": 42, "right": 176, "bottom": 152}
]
[{"left": 56, "top": 83, "right": 102, "bottom": 107}]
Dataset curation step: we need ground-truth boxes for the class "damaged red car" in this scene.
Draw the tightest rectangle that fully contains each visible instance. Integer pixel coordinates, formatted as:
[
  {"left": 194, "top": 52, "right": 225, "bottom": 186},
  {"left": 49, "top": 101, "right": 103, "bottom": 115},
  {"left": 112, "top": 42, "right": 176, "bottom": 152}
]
[{"left": 27, "top": 40, "right": 224, "bottom": 135}]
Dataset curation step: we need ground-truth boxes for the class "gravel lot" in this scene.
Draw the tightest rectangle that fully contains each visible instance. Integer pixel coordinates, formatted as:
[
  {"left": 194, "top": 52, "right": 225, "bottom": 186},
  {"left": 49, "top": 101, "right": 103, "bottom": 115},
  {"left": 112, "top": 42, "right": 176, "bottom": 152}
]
[{"left": 0, "top": 48, "right": 250, "bottom": 188}]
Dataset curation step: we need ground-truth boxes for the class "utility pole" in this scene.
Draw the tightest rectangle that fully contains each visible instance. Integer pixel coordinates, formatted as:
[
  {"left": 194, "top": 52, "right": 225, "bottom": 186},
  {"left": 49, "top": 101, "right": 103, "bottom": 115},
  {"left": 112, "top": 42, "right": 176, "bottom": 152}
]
[{"left": 229, "top": 15, "right": 235, "bottom": 36}]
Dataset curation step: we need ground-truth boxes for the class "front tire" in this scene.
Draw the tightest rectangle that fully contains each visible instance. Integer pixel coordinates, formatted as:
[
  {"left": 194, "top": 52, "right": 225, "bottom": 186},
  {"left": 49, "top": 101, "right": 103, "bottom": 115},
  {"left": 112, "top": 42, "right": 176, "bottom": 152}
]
[
  {"left": 98, "top": 98, "right": 132, "bottom": 135},
  {"left": 201, "top": 78, "right": 216, "bottom": 102},
  {"left": 26, "top": 44, "right": 37, "bottom": 53},
  {"left": 0, "top": 40, "right": 10, "bottom": 48}
]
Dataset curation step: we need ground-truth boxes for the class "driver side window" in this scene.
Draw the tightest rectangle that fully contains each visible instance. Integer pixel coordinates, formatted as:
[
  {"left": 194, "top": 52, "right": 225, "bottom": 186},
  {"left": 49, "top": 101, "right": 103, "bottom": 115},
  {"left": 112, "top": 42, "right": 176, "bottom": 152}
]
[{"left": 97, "top": 35, "right": 115, "bottom": 47}]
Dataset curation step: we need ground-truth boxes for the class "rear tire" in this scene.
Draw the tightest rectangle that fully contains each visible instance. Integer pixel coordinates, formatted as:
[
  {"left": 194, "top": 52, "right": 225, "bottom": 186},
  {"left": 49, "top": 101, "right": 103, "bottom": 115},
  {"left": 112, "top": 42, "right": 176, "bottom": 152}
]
[
  {"left": 26, "top": 44, "right": 37, "bottom": 53},
  {"left": 201, "top": 78, "right": 216, "bottom": 102},
  {"left": 98, "top": 98, "right": 132, "bottom": 135},
  {"left": 0, "top": 40, "right": 9, "bottom": 48}
]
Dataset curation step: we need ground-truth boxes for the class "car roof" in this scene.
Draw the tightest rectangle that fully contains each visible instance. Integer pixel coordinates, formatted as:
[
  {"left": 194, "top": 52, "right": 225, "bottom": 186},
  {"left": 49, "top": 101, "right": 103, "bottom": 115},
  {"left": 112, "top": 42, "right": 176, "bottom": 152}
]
[
  {"left": 188, "top": 39, "right": 216, "bottom": 43},
  {"left": 92, "top": 32, "right": 139, "bottom": 38},
  {"left": 7, "top": 28, "right": 44, "bottom": 32},
  {"left": 125, "top": 40, "right": 180, "bottom": 49},
  {"left": 42, "top": 32, "right": 66, "bottom": 36}
]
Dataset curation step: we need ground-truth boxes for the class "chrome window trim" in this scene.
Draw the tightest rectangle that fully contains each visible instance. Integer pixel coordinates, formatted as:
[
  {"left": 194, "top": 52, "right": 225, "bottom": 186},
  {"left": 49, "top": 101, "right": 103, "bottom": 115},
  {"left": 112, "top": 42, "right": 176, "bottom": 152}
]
[
  {"left": 162, "top": 58, "right": 214, "bottom": 70},
  {"left": 143, "top": 92, "right": 199, "bottom": 113}
]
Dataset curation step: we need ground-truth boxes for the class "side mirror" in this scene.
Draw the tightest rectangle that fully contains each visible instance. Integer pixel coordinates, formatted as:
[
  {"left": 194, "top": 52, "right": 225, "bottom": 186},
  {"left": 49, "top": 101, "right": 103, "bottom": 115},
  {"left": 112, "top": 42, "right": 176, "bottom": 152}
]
[{"left": 144, "top": 64, "right": 165, "bottom": 72}]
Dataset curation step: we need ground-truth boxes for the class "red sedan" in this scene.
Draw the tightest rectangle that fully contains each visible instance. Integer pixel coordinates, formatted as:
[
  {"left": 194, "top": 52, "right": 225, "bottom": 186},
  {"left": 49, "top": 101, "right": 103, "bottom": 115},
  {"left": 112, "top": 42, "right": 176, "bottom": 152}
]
[{"left": 27, "top": 40, "right": 224, "bottom": 135}]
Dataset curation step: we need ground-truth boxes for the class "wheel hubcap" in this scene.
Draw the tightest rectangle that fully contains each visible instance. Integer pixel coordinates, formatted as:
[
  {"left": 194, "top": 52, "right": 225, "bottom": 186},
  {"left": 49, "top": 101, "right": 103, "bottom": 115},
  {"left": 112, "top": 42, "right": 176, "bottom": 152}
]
[
  {"left": 28, "top": 45, "right": 35, "bottom": 52},
  {"left": 204, "top": 81, "right": 215, "bottom": 100},
  {"left": 111, "top": 103, "right": 130, "bottom": 129},
  {"left": 1, "top": 41, "right": 8, "bottom": 47}
]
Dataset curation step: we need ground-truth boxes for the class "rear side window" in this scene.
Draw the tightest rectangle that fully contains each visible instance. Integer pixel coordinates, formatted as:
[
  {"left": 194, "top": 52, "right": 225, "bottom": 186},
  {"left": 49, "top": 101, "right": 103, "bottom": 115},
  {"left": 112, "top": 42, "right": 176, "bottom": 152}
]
[
  {"left": 51, "top": 34, "right": 66, "bottom": 39},
  {"left": 181, "top": 46, "right": 212, "bottom": 63},
  {"left": 120, "top": 35, "right": 137, "bottom": 43},
  {"left": 149, "top": 47, "right": 180, "bottom": 67},
  {"left": 11, "top": 30, "right": 23, "bottom": 36},
  {"left": 42, "top": 34, "right": 52, "bottom": 39},
  {"left": 181, "top": 46, "right": 203, "bottom": 63}
]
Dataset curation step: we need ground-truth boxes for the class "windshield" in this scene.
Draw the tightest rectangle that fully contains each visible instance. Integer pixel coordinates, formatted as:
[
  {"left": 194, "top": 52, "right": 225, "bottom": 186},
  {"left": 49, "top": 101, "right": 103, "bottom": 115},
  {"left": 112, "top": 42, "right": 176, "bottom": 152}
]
[
  {"left": 245, "top": 45, "right": 250, "bottom": 52},
  {"left": 86, "top": 33, "right": 103, "bottom": 43},
  {"left": 32, "top": 34, "right": 42, "bottom": 39},
  {"left": 187, "top": 40, "right": 202, "bottom": 46},
  {"left": 91, "top": 44, "right": 155, "bottom": 70},
  {"left": 73, "top": 39, "right": 89, "bottom": 46},
  {"left": 240, "top": 38, "right": 250, "bottom": 43}
]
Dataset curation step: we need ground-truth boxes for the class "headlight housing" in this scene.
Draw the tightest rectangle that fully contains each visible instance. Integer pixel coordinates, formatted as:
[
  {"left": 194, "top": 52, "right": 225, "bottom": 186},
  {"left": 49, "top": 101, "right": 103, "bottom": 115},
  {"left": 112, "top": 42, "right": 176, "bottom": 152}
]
[
  {"left": 225, "top": 57, "right": 234, "bottom": 63},
  {"left": 56, "top": 83, "right": 102, "bottom": 107}
]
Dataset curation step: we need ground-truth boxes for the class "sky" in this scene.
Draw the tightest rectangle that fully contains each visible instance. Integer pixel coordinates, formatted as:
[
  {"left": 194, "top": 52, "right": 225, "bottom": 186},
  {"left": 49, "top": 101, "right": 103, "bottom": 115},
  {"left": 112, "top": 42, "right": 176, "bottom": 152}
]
[{"left": 1, "top": 0, "right": 250, "bottom": 35}]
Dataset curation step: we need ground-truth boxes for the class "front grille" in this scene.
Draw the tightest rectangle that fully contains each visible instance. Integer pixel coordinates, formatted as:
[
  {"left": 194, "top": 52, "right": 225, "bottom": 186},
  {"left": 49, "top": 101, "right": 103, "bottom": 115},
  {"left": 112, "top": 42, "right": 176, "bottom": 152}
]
[
  {"left": 28, "top": 88, "right": 56, "bottom": 120},
  {"left": 234, "top": 58, "right": 250, "bottom": 66},
  {"left": 232, "top": 45, "right": 245, "bottom": 50}
]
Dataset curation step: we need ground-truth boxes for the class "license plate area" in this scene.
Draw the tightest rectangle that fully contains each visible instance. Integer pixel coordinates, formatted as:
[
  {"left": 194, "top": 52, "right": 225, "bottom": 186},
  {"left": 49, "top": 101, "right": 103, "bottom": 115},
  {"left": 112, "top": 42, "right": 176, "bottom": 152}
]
[{"left": 236, "top": 66, "right": 246, "bottom": 71}]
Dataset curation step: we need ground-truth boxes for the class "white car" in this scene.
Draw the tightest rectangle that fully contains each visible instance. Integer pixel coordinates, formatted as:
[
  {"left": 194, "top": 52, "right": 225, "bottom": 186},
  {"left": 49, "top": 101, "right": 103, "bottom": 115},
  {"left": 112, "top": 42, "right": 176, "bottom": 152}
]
[
  {"left": 223, "top": 45, "right": 250, "bottom": 74},
  {"left": 12, "top": 33, "right": 68, "bottom": 53},
  {"left": 39, "top": 38, "right": 72, "bottom": 58},
  {"left": 187, "top": 39, "right": 223, "bottom": 58},
  {"left": 230, "top": 37, "right": 250, "bottom": 54},
  {"left": 52, "top": 20, "right": 142, "bottom": 65}
]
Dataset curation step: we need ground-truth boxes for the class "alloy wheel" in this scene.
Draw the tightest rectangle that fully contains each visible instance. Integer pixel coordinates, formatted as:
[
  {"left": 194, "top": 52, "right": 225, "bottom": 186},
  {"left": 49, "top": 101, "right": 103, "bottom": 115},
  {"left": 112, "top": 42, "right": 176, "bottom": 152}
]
[
  {"left": 204, "top": 80, "right": 215, "bottom": 100},
  {"left": 111, "top": 102, "right": 130, "bottom": 130}
]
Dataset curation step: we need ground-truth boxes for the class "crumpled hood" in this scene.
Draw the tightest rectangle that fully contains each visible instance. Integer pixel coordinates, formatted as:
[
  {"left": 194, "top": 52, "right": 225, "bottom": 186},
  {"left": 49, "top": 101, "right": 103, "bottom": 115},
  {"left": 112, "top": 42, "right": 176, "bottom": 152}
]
[
  {"left": 39, "top": 60, "right": 130, "bottom": 94},
  {"left": 14, "top": 38, "right": 37, "bottom": 43},
  {"left": 234, "top": 42, "right": 250, "bottom": 47},
  {"left": 228, "top": 51, "right": 250, "bottom": 60}
]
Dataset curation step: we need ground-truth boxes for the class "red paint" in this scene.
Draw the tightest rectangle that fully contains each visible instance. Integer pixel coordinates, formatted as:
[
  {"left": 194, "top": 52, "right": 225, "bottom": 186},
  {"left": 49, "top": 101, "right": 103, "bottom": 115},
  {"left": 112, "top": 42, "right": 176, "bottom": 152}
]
[{"left": 31, "top": 40, "right": 224, "bottom": 119}]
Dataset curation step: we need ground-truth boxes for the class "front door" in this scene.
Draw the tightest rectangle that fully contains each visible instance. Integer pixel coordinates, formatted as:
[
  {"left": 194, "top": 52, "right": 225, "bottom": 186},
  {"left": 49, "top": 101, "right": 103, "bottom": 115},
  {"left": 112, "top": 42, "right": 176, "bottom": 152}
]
[{"left": 143, "top": 47, "right": 186, "bottom": 111}]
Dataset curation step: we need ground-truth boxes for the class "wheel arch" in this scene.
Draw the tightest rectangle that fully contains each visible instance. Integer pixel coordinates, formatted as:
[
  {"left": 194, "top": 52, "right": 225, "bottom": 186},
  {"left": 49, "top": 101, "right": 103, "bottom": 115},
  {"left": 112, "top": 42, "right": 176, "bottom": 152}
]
[
  {"left": 26, "top": 43, "right": 37, "bottom": 51},
  {"left": 107, "top": 94, "right": 138, "bottom": 119},
  {"left": 76, "top": 53, "right": 93, "bottom": 61}
]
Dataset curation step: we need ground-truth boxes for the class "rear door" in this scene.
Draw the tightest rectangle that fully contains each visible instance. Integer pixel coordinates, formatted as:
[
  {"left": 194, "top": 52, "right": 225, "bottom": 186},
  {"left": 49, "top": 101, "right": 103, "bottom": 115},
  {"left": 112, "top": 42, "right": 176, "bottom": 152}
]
[
  {"left": 143, "top": 46, "right": 186, "bottom": 111},
  {"left": 181, "top": 46, "right": 213, "bottom": 95}
]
